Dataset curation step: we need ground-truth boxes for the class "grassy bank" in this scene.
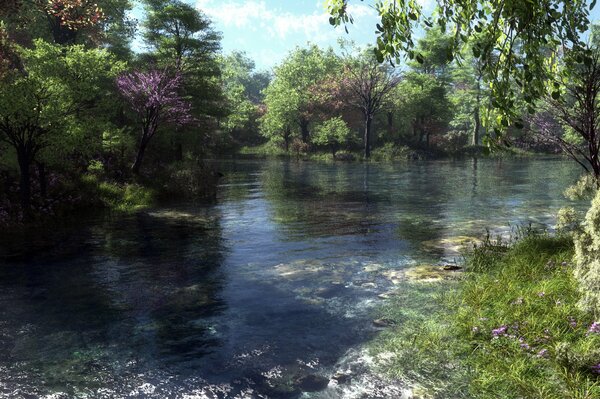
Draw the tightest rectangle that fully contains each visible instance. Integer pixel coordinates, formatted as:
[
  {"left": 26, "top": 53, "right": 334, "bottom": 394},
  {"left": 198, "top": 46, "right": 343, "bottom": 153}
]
[{"left": 373, "top": 235, "right": 600, "bottom": 398}]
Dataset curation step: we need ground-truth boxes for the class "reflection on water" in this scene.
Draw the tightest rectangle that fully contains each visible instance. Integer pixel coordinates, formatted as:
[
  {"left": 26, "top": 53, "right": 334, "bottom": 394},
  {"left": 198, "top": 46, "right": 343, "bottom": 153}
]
[{"left": 0, "top": 158, "right": 583, "bottom": 398}]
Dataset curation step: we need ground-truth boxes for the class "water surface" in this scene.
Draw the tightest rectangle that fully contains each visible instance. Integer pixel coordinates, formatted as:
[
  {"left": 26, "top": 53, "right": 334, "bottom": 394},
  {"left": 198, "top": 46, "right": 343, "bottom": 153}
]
[{"left": 0, "top": 158, "right": 582, "bottom": 398}]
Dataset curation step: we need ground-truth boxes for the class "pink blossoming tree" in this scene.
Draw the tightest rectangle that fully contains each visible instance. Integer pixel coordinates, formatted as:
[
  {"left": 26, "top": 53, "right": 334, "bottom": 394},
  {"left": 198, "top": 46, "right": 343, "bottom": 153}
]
[{"left": 117, "top": 69, "right": 194, "bottom": 174}]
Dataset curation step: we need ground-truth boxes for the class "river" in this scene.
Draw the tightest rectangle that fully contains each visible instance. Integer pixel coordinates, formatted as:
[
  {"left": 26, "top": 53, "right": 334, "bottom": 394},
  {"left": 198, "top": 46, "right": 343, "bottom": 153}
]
[{"left": 0, "top": 158, "right": 583, "bottom": 398}]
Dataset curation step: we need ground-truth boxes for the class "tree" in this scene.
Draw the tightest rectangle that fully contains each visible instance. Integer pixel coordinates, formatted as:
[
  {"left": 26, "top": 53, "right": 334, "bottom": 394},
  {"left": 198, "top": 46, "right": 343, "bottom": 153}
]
[
  {"left": 116, "top": 69, "right": 194, "bottom": 174},
  {"left": 531, "top": 48, "right": 600, "bottom": 178},
  {"left": 327, "top": 0, "right": 594, "bottom": 133},
  {"left": 262, "top": 45, "right": 340, "bottom": 144},
  {"left": 312, "top": 117, "right": 354, "bottom": 158},
  {"left": 397, "top": 72, "right": 452, "bottom": 147},
  {"left": 140, "top": 0, "right": 223, "bottom": 160},
  {"left": 0, "top": 40, "right": 123, "bottom": 217},
  {"left": 450, "top": 48, "right": 487, "bottom": 145},
  {"left": 142, "top": 0, "right": 220, "bottom": 70},
  {"left": 1, "top": 0, "right": 134, "bottom": 58},
  {"left": 220, "top": 52, "right": 270, "bottom": 144},
  {"left": 260, "top": 85, "right": 300, "bottom": 151},
  {"left": 342, "top": 52, "right": 399, "bottom": 158}
]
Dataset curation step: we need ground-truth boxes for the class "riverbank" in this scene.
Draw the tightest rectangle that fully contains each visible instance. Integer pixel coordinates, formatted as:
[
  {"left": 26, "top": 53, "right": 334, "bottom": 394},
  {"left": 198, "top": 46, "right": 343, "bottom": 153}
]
[
  {"left": 0, "top": 161, "right": 221, "bottom": 230},
  {"left": 373, "top": 233, "right": 600, "bottom": 398},
  {"left": 238, "top": 143, "right": 554, "bottom": 163}
]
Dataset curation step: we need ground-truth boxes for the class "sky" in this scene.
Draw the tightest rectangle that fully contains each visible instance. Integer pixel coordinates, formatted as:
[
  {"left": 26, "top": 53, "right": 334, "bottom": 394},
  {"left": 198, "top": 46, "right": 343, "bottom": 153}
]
[
  {"left": 133, "top": 0, "right": 600, "bottom": 72},
  {"left": 132, "top": 0, "right": 436, "bottom": 71}
]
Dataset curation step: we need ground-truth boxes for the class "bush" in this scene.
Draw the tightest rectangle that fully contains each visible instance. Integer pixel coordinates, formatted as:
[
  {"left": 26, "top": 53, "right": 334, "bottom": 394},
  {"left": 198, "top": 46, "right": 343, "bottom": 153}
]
[
  {"left": 370, "top": 142, "right": 417, "bottom": 161},
  {"left": 435, "top": 130, "right": 469, "bottom": 153},
  {"left": 574, "top": 189, "right": 600, "bottom": 316}
]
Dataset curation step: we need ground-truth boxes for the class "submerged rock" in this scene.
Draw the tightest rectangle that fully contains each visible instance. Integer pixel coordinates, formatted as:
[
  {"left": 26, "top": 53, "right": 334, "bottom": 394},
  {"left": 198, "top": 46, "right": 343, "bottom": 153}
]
[
  {"left": 404, "top": 265, "right": 462, "bottom": 282},
  {"left": 373, "top": 318, "right": 396, "bottom": 328},
  {"left": 331, "top": 371, "right": 352, "bottom": 384},
  {"left": 377, "top": 291, "right": 399, "bottom": 300},
  {"left": 381, "top": 270, "right": 403, "bottom": 285},
  {"left": 294, "top": 374, "right": 329, "bottom": 392},
  {"left": 442, "top": 264, "right": 462, "bottom": 271}
]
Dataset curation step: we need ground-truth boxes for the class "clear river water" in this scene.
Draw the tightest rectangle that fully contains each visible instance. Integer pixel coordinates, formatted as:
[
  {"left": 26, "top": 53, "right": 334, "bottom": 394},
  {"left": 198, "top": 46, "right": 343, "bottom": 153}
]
[{"left": 0, "top": 158, "right": 584, "bottom": 398}]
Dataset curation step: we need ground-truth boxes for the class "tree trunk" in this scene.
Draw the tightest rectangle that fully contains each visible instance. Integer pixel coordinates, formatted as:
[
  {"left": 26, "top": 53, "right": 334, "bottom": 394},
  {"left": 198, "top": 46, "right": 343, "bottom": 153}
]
[
  {"left": 37, "top": 161, "right": 47, "bottom": 199},
  {"left": 364, "top": 115, "right": 373, "bottom": 159},
  {"left": 331, "top": 144, "right": 337, "bottom": 159},
  {"left": 132, "top": 137, "right": 149, "bottom": 175},
  {"left": 387, "top": 112, "right": 393, "bottom": 137},
  {"left": 284, "top": 127, "right": 290, "bottom": 152},
  {"left": 17, "top": 149, "right": 32, "bottom": 220},
  {"left": 473, "top": 80, "right": 481, "bottom": 146},
  {"left": 300, "top": 119, "right": 310, "bottom": 143}
]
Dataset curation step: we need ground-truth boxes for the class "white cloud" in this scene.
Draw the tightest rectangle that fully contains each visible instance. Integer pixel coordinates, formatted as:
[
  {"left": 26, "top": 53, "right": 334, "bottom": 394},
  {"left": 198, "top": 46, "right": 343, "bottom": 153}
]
[
  {"left": 347, "top": 3, "right": 376, "bottom": 18},
  {"left": 196, "top": 0, "right": 337, "bottom": 42}
]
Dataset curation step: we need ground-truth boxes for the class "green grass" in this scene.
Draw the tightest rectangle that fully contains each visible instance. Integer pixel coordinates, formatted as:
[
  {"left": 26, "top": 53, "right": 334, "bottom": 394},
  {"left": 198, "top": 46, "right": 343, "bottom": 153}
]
[
  {"left": 81, "top": 175, "right": 156, "bottom": 212},
  {"left": 373, "top": 235, "right": 600, "bottom": 398}
]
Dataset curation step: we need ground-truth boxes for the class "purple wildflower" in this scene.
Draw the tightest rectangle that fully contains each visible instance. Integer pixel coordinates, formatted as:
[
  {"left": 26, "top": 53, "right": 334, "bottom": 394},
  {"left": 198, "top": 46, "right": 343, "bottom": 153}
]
[
  {"left": 537, "top": 349, "right": 548, "bottom": 358},
  {"left": 591, "top": 364, "right": 600, "bottom": 374},
  {"left": 492, "top": 325, "right": 508, "bottom": 337},
  {"left": 588, "top": 322, "right": 600, "bottom": 335}
]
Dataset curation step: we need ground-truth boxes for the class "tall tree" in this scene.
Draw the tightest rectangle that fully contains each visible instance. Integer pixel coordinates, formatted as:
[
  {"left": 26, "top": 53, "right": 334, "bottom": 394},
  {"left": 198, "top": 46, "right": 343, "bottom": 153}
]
[
  {"left": 141, "top": 0, "right": 223, "bottom": 159},
  {"left": 142, "top": 0, "right": 220, "bottom": 70},
  {"left": 531, "top": 47, "right": 600, "bottom": 178},
  {"left": 117, "top": 69, "right": 194, "bottom": 174},
  {"left": 220, "top": 52, "right": 270, "bottom": 144},
  {"left": 0, "top": 40, "right": 123, "bottom": 217},
  {"left": 262, "top": 45, "right": 340, "bottom": 144},
  {"left": 342, "top": 52, "right": 399, "bottom": 158}
]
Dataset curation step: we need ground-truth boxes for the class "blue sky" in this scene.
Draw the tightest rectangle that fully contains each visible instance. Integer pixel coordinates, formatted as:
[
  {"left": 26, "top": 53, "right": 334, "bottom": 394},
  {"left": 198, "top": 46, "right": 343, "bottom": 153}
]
[{"left": 133, "top": 0, "right": 600, "bottom": 72}]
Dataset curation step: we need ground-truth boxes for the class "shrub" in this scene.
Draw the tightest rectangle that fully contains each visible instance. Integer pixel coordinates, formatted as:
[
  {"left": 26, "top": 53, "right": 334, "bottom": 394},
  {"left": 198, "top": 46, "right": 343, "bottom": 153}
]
[
  {"left": 311, "top": 117, "right": 354, "bottom": 157},
  {"left": 370, "top": 142, "right": 416, "bottom": 161},
  {"left": 574, "top": 189, "right": 600, "bottom": 316}
]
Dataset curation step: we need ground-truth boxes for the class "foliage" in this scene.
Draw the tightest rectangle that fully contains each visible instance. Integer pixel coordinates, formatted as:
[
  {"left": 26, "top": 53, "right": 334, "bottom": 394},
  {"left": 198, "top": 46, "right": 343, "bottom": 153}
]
[
  {"left": 311, "top": 117, "right": 354, "bottom": 157},
  {"left": 116, "top": 69, "right": 194, "bottom": 173},
  {"left": 341, "top": 49, "right": 400, "bottom": 158},
  {"left": 370, "top": 142, "right": 416, "bottom": 162},
  {"left": 142, "top": 0, "right": 220, "bottom": 69},
  {"left": 327, "top": 0, "right": 595, "bottom": 134},
  {"left": 0, "top": 40, "right": 123, "bottom": 215},
  {"left": 574, "top": 189, "right": 600, "bottom": 316},
  {"left": 219, "top": 51, "right": 269, "bottom": 143},
  {"left": 261, "top": 45, "right": 341, "bottom": 146}
]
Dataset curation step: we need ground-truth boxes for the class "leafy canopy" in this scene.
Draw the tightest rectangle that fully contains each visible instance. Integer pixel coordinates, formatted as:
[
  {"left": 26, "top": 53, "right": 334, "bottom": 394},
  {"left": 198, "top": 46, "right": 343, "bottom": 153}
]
[{"left": 327, "top": 0, "right": 596, "bottom": 133}]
